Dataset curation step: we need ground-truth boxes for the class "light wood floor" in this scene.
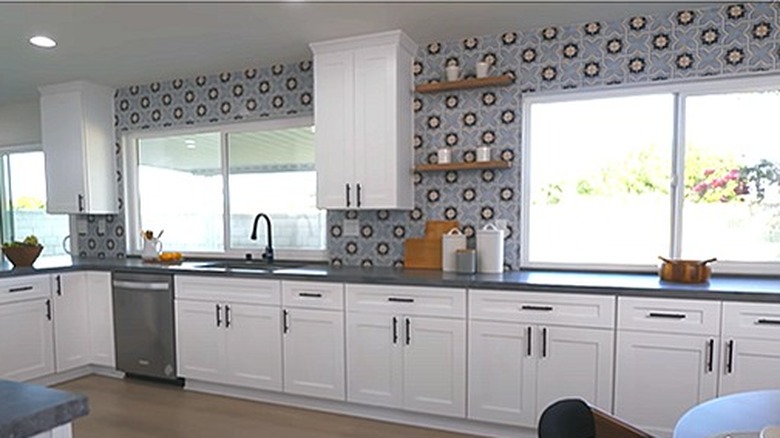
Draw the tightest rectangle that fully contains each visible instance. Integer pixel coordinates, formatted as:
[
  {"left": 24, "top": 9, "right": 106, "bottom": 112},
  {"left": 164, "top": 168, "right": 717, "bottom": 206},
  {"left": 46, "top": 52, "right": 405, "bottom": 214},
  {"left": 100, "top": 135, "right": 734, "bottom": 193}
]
[{"left": 57, "top": 376, "right": 479, "bottom": 438}]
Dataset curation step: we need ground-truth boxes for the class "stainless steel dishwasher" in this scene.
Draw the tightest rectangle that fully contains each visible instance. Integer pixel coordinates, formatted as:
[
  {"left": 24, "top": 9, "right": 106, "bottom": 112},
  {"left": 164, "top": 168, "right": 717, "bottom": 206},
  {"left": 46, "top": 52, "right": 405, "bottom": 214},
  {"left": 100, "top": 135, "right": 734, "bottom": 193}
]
[{"left": 112, "top": 272, "right": 180, "bottom": 383}]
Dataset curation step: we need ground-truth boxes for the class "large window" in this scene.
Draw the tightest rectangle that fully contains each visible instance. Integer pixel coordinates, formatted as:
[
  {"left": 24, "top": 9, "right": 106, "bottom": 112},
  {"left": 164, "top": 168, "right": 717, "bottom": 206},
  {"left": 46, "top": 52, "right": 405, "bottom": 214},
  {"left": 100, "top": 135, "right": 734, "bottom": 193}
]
[
  {"left": 523, "top": 77, "right": 780, "bottom": 273},
  {"left": 1, "top": 149, "right": 70, "bottom": 256},
  {"left": 127, "top": 118, "right": 325, "bottom": 259}
]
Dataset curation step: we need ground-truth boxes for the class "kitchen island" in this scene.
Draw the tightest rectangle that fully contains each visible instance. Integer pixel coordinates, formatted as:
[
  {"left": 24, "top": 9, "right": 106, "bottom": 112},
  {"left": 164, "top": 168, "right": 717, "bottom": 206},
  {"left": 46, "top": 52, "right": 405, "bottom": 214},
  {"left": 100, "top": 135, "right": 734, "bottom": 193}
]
[{"left": 0, "top": 379, "right": 88, "bottom": 438}]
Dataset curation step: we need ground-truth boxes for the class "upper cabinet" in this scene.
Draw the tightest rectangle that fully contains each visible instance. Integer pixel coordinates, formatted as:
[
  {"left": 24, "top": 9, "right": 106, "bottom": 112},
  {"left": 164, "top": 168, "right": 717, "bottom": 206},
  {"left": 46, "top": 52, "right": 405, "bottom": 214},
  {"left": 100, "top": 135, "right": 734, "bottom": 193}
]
[
  {"left": 310, "top": 31, "right": 417, "bottom": 210},
  {"left": 39, "top": 81, "right": 117, "bottom": 214}
]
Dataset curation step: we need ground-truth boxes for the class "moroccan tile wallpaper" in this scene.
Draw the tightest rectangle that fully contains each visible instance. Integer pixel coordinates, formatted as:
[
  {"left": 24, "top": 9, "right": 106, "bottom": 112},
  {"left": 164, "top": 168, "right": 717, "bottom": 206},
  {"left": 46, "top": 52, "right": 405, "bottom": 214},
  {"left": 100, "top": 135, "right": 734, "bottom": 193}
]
[{"left": 79, "top": 3, "right": 780, "bottom": 268}]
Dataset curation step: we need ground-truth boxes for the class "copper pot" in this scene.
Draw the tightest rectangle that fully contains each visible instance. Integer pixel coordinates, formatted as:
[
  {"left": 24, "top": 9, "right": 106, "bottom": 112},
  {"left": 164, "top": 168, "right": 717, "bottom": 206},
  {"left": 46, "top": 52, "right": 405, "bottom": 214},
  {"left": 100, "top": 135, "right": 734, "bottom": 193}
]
[{"left": 658, "top": 257, "right": 717, "bottom": 283}]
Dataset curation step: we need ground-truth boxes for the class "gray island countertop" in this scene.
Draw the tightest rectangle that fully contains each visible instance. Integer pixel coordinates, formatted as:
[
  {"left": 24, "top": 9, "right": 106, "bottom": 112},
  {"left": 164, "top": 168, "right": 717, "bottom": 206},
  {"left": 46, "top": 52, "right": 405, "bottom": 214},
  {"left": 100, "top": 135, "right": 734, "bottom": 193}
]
[
  {"left": 4, "top": 255, "right": 780, "bottom": 303},
  {"left": 0, "top": 379, "right": 88, "bottom": 438}
]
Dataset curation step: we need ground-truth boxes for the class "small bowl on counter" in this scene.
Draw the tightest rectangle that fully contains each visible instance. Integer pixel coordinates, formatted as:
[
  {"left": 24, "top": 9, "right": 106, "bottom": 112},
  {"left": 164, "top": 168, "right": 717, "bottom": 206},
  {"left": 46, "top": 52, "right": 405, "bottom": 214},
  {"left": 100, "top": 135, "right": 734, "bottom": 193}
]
[{"left": 658, "top": 256, "right": 717, "bottom": 283}]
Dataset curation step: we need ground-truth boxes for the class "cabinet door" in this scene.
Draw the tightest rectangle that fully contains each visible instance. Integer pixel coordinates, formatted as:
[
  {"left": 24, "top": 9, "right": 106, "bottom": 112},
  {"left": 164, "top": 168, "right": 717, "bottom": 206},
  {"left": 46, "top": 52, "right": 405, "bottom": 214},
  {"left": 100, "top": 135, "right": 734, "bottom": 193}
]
[
  {"left": 468, "top": 320, "right": 535, "bottom": 426},
  {"left": 314, "top": 50, "right": 355, "bottom": 209},
  {"left": 52, "top": 273, "right": 91, "bottom": 372},
  {"left": 346, "top": 312, "right": 403, "bottom": 408},
  {"left": 86, "top": 272, "right": 114, "bottom": 367},
  {"left": 353, "top": 45, "right": 408, "bottom": 209},
  {"left": 175, "top": 300, "right": 224, "bottom": 383},
  {"left": 536, "top": 326, "right": 614, "bottom": 417},
  {"left": 0, "top": 298, "right": 54, "bottom": 381},
  {"left": 224, "top": 303, "right": 282, "bottom": 391},
  {"left": 283, "top": 308, "right": 345, "bottom": 400},
  {"left": 403, "top": 316, "right": 466, "bottom": 418},
  {"left": 720, "top": 337, "right": 780, "bottom": 396},
  {"left": 615, "top": 331, "right": 718, "bottom": 437},
  {"left": 41, "top": 91, "right": 86, "bottom": 214}
]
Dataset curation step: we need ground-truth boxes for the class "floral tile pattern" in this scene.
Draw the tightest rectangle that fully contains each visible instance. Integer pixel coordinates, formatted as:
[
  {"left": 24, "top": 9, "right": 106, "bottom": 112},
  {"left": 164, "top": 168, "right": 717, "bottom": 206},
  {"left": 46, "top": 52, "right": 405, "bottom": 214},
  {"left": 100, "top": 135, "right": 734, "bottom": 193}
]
[{"left": 81, "top": 3, "right": 780, "bottom": 269}]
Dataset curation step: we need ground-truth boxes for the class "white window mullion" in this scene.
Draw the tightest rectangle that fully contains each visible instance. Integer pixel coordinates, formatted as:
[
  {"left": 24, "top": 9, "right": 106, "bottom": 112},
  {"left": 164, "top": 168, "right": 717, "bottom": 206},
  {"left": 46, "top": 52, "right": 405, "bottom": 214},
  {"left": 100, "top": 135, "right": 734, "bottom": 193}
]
[
  {"left": 669, "top": 93, "right": 686, "bottom": 259},
  {"left": 221, "top": 131, "right": 232, "bottom": 253},
  {"left": 124, "top": 136, "right": 142, "bottom": 255}
]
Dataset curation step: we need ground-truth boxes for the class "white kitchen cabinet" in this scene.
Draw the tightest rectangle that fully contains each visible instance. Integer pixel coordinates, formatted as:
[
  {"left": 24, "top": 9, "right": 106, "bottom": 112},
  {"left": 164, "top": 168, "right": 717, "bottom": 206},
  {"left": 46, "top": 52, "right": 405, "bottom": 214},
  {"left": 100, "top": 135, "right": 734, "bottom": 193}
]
[
  {"left": 174, "top": 276, "right": 282, "bottom": 391},
  {"left": 614, "top": 297, "right": 721, "bottom": 438},
  {"left": 282, "top": 280, "right": 345, "bottom": 401},
  {"left": 311, "top": 30, "right": 416, "bottom": 210},
  {"left": 39, "top": 81, "right": 116, "bottom": 214},
  {"left": 85, "top": 271, "right": 114, "bottom": 367},
  {"left": 720, "top": 301, "right": 780, "bottom": 395},
  {"left": 52, "top": 273, "right": 91, "bottom": 372},
  {"left": 0, "top": 276, "right": 54, "bottom": 381},
  {"left": 467, "top": 290, "right": 615, "bottom": 427},
  {"left": 345, "top": 284, "right": 466, "bottom": 417}
]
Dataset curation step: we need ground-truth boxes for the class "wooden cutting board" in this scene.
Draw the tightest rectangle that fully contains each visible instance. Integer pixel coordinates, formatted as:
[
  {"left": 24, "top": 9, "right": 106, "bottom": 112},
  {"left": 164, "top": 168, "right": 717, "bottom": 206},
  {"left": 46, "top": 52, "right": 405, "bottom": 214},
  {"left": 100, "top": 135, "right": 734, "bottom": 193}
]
[
  {"left": 404, "top": 238, "right": 442, "bottom": 270},
  {"left": 424, "top": 220, "right": 459, "bottom": 239}
]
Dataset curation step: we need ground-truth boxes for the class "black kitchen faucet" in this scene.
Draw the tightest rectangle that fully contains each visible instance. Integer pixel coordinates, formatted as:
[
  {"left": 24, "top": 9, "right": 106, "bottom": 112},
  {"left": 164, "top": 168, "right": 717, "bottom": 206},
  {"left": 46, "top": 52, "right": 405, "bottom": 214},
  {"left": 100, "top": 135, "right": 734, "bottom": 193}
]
[{"left": 250, "top": 213, "right": 274, "bottom": 263}]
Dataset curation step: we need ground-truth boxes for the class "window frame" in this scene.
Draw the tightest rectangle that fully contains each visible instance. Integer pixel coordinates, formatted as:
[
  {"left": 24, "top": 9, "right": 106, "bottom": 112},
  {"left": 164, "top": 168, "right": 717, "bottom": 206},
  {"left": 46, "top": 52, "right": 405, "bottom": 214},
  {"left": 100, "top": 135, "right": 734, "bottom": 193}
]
[
  {"left": 521, "top": 74, "right": 780, "bottom": 275},
  {"left": 124, "top": 116, "right": 326, "bottom": 261}
]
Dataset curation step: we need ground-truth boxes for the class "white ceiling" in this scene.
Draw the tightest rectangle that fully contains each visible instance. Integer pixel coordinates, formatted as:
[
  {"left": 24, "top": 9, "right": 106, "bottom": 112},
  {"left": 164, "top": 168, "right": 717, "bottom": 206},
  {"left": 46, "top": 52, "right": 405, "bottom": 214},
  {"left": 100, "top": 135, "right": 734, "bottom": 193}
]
[{"left": 0, "top": 1, "right": 714, "bottom": 106}]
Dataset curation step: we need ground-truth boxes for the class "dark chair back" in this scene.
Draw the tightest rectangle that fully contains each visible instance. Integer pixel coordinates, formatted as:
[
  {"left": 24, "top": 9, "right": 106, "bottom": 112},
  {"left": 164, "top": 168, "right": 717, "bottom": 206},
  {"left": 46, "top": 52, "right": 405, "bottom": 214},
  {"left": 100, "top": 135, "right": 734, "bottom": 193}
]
[{"left": 538, "top": 399, "right": 596, "bottom": 438}]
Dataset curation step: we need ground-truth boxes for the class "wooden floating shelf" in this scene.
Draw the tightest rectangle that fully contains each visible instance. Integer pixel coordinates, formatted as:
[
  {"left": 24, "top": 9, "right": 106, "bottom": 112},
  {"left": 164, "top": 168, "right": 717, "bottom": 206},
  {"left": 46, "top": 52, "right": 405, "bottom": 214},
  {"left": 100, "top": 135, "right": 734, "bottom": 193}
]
[
  {"left": 415, "top": 75, "right": 514, "bottom": 93},
  {"left": 415, "top": 160, "right": 512, "bottom": 172}
]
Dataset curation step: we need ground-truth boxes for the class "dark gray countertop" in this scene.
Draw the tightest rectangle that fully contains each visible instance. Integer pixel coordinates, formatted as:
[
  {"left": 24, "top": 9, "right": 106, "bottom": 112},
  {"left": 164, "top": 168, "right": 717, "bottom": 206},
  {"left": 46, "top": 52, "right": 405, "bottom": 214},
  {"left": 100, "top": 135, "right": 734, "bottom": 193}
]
[
  {"left": 0, "top": 379, "right": 88, "bottom": 437},
  {"left": 4, "top": 255, "right": 780, "bottom": 303}
]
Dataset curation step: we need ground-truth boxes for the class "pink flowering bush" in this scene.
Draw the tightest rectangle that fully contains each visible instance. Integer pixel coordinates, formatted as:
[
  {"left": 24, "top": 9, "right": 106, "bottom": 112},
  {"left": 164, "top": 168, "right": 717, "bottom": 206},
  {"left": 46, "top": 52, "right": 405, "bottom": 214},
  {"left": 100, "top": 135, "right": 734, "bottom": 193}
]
[{"left": 687, "top": 160, "right": 779, "bottom": 203}]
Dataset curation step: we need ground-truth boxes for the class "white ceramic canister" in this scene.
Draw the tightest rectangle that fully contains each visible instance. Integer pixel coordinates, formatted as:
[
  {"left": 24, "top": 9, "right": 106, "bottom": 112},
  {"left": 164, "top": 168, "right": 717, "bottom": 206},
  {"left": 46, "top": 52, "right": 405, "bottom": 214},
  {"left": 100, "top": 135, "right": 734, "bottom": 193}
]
[
  {"left": 476, "top": 224, "right": 504, "bottom": 273},
  {"left": 442, "top": 228, "right": 466, "bottom": 272}
]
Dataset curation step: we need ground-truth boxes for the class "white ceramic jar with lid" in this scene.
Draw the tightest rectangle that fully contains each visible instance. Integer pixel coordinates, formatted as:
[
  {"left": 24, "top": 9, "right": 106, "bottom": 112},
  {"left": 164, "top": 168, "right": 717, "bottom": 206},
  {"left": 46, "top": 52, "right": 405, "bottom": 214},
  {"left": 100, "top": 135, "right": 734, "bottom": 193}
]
[{"left": 476, "top": 223, "right": 504, "bottom": 273}]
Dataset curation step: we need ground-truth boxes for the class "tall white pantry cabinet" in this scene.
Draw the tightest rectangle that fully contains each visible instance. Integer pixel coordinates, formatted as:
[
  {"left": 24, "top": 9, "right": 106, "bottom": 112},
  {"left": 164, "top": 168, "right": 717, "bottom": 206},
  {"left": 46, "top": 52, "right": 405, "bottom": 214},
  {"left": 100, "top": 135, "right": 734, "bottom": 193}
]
[{"left": 310, "top": 30, "right": 417, "bottom": 210}]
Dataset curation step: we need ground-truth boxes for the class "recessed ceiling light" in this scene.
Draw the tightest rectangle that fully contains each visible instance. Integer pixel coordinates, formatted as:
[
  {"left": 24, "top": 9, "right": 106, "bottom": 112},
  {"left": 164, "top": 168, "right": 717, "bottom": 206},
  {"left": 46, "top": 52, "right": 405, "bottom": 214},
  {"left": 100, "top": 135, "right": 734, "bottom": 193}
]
[{"left": 29, "top": 35, "right": 57, "bottom": 49}]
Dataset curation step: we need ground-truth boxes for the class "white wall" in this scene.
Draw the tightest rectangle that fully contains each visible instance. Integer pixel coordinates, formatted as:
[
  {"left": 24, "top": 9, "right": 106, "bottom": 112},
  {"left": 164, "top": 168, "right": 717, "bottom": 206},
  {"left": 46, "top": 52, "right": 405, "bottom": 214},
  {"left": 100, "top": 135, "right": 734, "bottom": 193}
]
[{"left": 0, "top": 100, "right": 41, "bottom": 147}]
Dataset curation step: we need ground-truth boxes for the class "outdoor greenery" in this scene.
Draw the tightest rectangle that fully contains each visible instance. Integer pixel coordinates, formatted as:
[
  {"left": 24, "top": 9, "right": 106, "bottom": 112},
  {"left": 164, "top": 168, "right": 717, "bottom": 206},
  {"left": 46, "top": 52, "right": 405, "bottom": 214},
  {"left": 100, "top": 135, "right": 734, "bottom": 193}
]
[
  {"left": 13, "top": 196, "right": 44, "bottom": 210},
  {"left": 539, "top": 142, "right": 780, "bottom": 205}
]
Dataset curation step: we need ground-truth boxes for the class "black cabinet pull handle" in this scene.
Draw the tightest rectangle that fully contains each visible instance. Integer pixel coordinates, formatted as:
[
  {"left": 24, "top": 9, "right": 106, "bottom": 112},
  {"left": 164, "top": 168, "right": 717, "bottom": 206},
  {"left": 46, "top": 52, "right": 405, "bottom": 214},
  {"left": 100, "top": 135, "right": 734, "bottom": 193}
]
[
  {"left": 56, "top": 275, "right": 62, "bottom": 296},
  {"left": 726, "top": 339, "right": 735, "bottom": 374},
  {"left": 521, "top": 305, "right": 553, "bottom": 312},
  {"left": 706, "top": 338, "right": 714, "bottom": 373},
  {"left": 541, "top": 327, "right": 548, "bottom": 358},
  {"left": 9, "top": 286, "right": 33, "bottom": 293},
  {"left": 405, "top": 317, "right": 411, "bottom": 345},
  {"left": 345, "top": 183, "right": 351, "bottom": 208},
  {"left": 225, "top": 305, "right": 231, "bottom": 328},
  {"left": 392, "top": 317, "right": 398, "bottom": 344},
  {"left": 647, "top": 312, "right": 687, "bottom": 319},
  {"left": 78, "top": 194, "right": 85, "bottom": 212},
  {"left": 388, "top": 297, "right": 414, "bottom": 303},
  {"left": 527, "top": 326, "right": 532, "bottom": 357},
  {"left": 216, "top": 304, "right": 222, "bottom": 327},
  {"left": 356, "top": 183, "right": 362, "bottom": 208},
  {"left": 756, "top": 318, "right": 780, "bottom": 325},
  {"left": 45, "top": 299, "right": 51, "bottom": 321},
  {"left": 283, "top": 309, "right": 290, "bottom": 334},
  {"left": 298, "top": 292, "right": 322, "bottom": 298}
]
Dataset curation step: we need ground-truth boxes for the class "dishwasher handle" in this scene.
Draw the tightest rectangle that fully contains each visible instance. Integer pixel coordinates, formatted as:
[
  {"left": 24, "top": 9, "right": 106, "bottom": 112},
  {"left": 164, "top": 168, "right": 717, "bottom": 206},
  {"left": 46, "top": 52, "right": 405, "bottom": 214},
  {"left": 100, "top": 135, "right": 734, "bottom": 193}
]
[{"left": 112, "top": 280, "right": 171, "bottom": 291}]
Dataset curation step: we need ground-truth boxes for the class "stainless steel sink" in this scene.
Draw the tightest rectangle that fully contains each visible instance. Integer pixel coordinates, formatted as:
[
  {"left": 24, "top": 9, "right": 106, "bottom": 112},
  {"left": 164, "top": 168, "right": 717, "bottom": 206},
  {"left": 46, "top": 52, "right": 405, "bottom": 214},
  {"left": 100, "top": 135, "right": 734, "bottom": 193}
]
[{"left": 194, "top": 260, "right": 306, "bottom": 272}]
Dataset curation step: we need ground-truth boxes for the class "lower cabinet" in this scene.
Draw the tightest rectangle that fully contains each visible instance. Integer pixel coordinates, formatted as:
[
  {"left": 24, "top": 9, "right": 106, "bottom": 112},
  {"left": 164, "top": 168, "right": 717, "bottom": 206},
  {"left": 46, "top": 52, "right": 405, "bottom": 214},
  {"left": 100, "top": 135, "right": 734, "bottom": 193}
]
[
  {"left": 282, "top": 281, "right": 345, "bottom": 400},
  {"left": 85, "top": 271, "right": 114, "bottom": 367},
  {"left": 468, "top": 290, "right": 615, "bottom": 427},
  {"left": 720, "top": 301, "right": 780, "bottom": 395},
  {"left": 614, "top": 297, "right": 721, "bottom": 437},
  {"left": 52, "top": 273, "right": 91, "bottom": 372},
  {"left": 0, "top": 275, "right": 54, "bottom": 381},
  {"left": 175, "top": 276, "right": 282, "bottom": 391},
  {"left": 345, "top": 284, "right": 467, "bottom": 418}
]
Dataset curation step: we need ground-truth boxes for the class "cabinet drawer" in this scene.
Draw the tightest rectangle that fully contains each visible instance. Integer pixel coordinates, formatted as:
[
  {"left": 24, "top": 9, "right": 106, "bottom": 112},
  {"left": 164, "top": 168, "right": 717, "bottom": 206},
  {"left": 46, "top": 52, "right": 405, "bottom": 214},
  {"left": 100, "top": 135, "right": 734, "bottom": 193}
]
[
  {"left": 723, "top": 301, "right": 780, "bottom": 340},
  {"left": 0, "top": 275, "right": 51, "bottom": 304},
  {"left": 346, "top": 284, "right": 465, "bottom": 318},
  {"left": 469, "top": 290, "right": 615, "bottom": 329},
  {"left": 282, "top": 281, "right": 344, "bottom": 310},
  {"left": 175, "top": 276, "right": 280, "bottom": 305},
  {"left": 618, "top": 297, "right": 720, "bottom": 335}
]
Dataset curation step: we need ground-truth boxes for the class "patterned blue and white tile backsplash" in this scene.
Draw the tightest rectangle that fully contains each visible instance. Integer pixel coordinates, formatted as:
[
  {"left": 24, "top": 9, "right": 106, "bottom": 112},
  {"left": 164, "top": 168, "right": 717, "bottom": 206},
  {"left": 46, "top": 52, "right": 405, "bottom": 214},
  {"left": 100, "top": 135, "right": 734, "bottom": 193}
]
[{"left": 80, "top": 3, "right": 780, "bottom": 267}]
